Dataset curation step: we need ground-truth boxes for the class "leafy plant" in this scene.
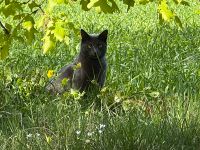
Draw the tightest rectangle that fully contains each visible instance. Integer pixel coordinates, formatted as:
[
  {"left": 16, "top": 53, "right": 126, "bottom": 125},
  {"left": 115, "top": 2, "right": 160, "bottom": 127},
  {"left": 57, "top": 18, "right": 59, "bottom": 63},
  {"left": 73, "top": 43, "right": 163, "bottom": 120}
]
[{"left": 0, "top": 0, "right": 191, "bottom": 59}]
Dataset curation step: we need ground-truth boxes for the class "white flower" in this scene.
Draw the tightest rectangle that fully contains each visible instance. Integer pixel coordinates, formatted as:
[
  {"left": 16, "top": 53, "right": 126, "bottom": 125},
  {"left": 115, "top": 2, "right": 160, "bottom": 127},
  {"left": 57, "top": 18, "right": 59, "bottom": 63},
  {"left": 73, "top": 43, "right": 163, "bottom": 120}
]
[
  {"left": 85, "top": 139, "right": 90, "bottom": 143},
  {"left": 76, "top": 130, "right": 81, "bottom": 135},
  {"left": 26, "top": 133, "right": 32, "bottom": 138},
  {"left": 87, "top": 132, "right": 94, "bottom": 136},
  {"left": 98, "top": 130, "right": 103, "bottom": 134},
  {"left": 36, "top": 133, "right": 40, "bottom": 137},
  {"left": 99, "top": 124, "right": 106, "bottom": 129}
]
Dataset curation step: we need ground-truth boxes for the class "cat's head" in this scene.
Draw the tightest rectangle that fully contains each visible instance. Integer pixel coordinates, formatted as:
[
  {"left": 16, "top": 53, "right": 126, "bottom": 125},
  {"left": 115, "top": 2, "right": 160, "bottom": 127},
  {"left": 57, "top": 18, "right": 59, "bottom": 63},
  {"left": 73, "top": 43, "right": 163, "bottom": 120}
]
[{"left": 80, "top": 29, "right": 108, "bottom": 59}]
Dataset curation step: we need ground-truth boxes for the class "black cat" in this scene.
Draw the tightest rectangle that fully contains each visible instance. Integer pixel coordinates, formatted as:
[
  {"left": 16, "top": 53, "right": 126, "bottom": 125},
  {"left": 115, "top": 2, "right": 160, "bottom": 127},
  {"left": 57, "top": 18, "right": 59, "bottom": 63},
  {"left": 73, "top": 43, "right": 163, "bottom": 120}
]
[{"left": 46, "top": 29, "right": 108, "bottom": 94}]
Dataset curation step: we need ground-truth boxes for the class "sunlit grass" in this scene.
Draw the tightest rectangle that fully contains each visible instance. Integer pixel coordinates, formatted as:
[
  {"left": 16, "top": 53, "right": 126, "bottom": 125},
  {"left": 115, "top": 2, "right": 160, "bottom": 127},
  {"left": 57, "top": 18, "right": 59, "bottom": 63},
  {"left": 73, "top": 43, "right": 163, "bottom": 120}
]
[{"left": 0, "top": 0, "right": 200, "bottom": 149}]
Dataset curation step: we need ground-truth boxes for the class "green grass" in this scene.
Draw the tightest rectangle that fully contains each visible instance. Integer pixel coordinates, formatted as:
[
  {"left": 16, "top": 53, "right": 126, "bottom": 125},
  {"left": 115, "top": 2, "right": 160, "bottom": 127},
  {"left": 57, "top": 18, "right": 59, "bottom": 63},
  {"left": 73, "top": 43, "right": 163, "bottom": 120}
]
[{"left": 1, "top": 1, "right": 200, "bottom": 149}]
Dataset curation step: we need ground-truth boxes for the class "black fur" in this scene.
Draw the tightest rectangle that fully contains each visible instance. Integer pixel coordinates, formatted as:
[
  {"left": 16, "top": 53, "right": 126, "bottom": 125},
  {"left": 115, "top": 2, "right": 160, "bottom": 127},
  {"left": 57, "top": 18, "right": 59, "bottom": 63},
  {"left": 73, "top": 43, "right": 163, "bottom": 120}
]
[{"left": 46, "top": 29, "right": 108, "bottom": 94}]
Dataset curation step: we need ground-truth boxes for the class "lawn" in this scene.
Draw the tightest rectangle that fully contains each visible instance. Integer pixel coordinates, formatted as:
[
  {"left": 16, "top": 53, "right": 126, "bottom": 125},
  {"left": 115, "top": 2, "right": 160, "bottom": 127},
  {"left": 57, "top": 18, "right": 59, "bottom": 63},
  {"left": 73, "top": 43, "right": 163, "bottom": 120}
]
[{"left": 0, "top": 0, "right": 200, "bottom": 149}]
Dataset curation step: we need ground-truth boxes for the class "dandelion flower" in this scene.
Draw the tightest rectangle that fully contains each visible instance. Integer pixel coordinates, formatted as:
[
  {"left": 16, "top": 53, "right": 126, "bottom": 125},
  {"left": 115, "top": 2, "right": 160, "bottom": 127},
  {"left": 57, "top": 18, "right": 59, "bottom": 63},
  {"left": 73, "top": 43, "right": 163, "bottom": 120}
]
[{"left": 47, "top": 70, "right": 54, "bottom": 78}]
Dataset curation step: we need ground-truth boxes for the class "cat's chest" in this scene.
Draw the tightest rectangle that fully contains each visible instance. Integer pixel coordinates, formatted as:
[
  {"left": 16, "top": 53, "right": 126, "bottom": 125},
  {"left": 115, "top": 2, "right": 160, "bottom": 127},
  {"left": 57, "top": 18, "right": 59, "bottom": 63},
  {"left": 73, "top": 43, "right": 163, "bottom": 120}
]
[
  {"left": 81, "top": 62, "right": 105, "bottom": 79},
  {"left": 82, "top": 62, "right": 103, "bottom": 77}
]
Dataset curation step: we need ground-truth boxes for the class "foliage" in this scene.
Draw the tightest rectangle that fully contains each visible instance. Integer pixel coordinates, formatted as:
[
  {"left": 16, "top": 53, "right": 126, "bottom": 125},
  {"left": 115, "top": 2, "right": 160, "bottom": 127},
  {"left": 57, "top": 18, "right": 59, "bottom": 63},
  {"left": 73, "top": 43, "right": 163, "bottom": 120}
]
[
  {"left": 0, "top": 0, "right": 192, "bottom": 59},
  {"left": 0, "top": 1, "right": 200, "bottom": 148}
]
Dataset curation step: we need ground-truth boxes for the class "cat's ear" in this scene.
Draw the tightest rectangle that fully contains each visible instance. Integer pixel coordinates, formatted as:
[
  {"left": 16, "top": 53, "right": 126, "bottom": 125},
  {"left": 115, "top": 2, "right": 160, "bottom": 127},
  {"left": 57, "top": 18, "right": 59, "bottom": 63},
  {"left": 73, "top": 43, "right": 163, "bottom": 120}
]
[
  {"left": 81, "top": 29, "right": 90, "bottom": 41},
  {"left": 98, "top": 30, "right": 108, "bottom": 42}
]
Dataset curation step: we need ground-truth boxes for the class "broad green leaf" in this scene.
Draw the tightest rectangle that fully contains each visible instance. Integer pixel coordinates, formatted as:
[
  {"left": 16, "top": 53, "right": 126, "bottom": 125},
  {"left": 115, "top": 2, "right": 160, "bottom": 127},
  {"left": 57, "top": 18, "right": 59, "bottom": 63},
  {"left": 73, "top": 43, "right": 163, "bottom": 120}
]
[
  {"left": 95, "top": 6, "right": 101, "bottom": 13},
  {"left": 28, "top": 1, "right": 39, "bottom": 11},
  {"left": 172, "top": 0, "right": 178, "bottom": 4},
  {"left": 53, "top": 26, "right": 65, "bottom": 41},
  {"left": 46, "top": 0, "right": 56, "bottom": 13},
  {"left": 53, "top": 21, "right": 65, "bottom": 41},
  {"left": 1, "top": 4, "right": 16, "bottom": 17},
  {"left": 0, "top": 43, "right": 9, "bottom": 59},
  {"left": 24, "top": 28, "right": 38, "bottom": 43},
  {"left": 35, "top": 15, "right": 45, "bottom": 29},
  {"left": 55, "top": 0, "right": 65, "bottom": 4},
  {"left": 42, "top": 35, "right": 55, "bottom": 54},
  {"left": 12, "top": 26, "right": 25, "bottom": 43},
  {"left": 180, "top": 1, "right": 189, "bottom": 6},
  {"left": 123, "top": 0, "right": 135, "bottom": 11},
  {"left": 158, "top": 0, "right": 174, "bottom": 22},
  {"left": 5, "top": 23, "right": 12, "bottom": 33},
  {"left": 196, "top": 10, "right": 200, "bottom": 15},
  {"left": 5, "top": 0, "right": 10, "bottom": 5},
  {"left": 1, "top": 2, "right": 22, "bottom": 17},
  {"left": 80, "top": 0, "right": 90, "bottom": 11},
  {"left": 139, "top": 0, "right": 150, "bottom": 5},
  {"left": 87, "top": 0, "right": 98, "bottom": 9},
  {"left": 24, "top": 15, "right": 35, "bottom": 23},
  {"left": 22, "top": 21, "right": 33, "bottom": 31},
  {"left": 47, "top": 20, "right": 54, "bottom": 28},
  {"left": 87, "top": 0, "right": 119, "bottom": 13},
  {"left": 174, "top": 15, "right": 182, "bottom": 28},
  {"left": 13, "top": 14, "right": 26, "bottom": 20}
]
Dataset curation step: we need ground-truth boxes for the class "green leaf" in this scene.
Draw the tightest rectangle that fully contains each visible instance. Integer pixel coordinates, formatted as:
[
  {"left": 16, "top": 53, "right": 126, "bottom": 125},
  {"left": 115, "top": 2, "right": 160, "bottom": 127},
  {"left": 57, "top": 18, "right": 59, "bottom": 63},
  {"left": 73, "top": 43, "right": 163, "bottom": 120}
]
[
  {"left": 46, "top": 0, "right": 56, "bottom": 13},
  {"left": 158, "top": 0, "right": 174, "bottom": 22},
  {"left": 0, "top": 43, "right": 9, "bottom": 59},
  {"left": 180, "top": 1, "right": 189, "bottom": 6},
  {"left": 80, "top": 0, "right": 90, "bottom": 11},
  {"left": 87, "top": 0, "right": 119, "bottom": 13},
  {"left": 13, "top": 14, "right": 26, "bottom": 20},
  {"left": 24, "top": 28, "right": 38, "bottom": 43},
  {"left": 28, "top": 1, "right": 39, "bottom": 11},
  {"left": 55, "top": 0, "right": 65, "bottom": 4},
  {"left": 22, "top": 21, "right": 33, "bottom": 31},
  {"left": 42, "top": 35, "right": 55, "bottom": 54},
  {"left": 196, "top": 10, "right": 200, "bottom": 15},
  {"left": 35, "top": 15, "right": 45, "bottom": 29},
  {"left": 172, "top": 0, "right": 178, "bottom": 4},
  {"left": 5, "top": 0, "right": 10, "bottom": 5},
  {"left": 24, "top": 15, "right": 35, "bottom": 24},
  {"left": 174, "top": 15, "right": 182, "bottom": 28},
  {"left": 139, "top": 0, "right": 150, "bottom": 5},
  {"left": 1, "top": 2, "right": 22, "bottom": 17},
  {"left": 87, "top": 0, "right": 99, "bottom": 9},
  {"left": 53, "top": 24, "right": 65, "bottom": 42},
  {"left": 5, "top": 23, "right": 12, "bottom": 33},
  {"left": 123, "top": 0, "right": 135, "bottom": 11}
]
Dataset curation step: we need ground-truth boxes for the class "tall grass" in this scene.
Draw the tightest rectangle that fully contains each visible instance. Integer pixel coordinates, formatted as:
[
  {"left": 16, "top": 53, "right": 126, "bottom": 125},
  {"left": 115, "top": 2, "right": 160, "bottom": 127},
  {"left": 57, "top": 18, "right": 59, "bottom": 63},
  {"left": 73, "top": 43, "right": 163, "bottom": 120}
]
[{"left": 0, "top": 1, "right": 200, "bottom": 149}]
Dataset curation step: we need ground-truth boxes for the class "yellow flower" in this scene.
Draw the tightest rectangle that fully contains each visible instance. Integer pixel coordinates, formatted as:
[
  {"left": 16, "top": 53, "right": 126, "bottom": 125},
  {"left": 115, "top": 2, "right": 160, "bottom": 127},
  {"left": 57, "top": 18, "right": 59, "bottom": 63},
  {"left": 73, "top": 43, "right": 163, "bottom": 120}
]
[{"left": 47, "top": 70, "right": 54, "bottom": 78}]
